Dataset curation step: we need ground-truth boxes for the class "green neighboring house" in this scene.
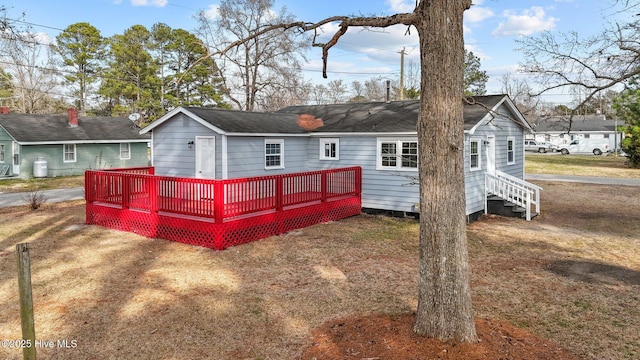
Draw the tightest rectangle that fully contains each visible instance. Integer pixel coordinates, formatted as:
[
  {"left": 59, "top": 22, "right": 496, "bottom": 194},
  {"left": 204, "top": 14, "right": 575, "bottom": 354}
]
[{"left": 0, "top": 108, "right": 150, "bottom": 178}]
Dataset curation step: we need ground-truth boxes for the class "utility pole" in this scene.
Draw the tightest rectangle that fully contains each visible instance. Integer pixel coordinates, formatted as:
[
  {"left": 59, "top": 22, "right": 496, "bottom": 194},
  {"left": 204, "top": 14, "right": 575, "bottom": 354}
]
[{"left": 398, "top": 47, "right": 406, "bottom": 100}]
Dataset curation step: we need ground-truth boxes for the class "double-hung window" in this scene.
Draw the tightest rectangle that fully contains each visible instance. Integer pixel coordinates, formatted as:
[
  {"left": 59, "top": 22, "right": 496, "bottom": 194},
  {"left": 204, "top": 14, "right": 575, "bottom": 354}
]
[
  {"left": 265, "top": 139, "right": 284, "bottom": 169},
  {"left": 319, "top": 138, "right": 339, "bottom": 160},
  {"left": 377, "top": 138, "right": 418, "bottom": 170},
  {"left": 507, "top": 137, "right": 515, "bottom": 164},
  {"left": 0, "top": 144, "right": 4, "bottom": 162},
  {"left": 120, "top": 143, "right": 131, "bottom": 160},
  {"left": 63, "top": 144, "right": 76, "bottom": 163},
  {"left": 469, "top": 138, "right": 481, "bottom": 171}
]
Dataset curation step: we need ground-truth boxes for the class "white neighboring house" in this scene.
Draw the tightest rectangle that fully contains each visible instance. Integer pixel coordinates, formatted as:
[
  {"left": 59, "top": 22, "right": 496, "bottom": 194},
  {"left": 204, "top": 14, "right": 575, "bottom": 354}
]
[{"left": 529, "top": 114, "right": 625, "bottom": 153}]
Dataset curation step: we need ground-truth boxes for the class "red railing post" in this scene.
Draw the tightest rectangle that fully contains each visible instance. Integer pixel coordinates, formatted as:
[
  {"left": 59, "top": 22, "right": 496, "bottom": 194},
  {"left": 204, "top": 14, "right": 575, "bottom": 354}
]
[
  {"left": 214, "top": 180, "right": 224, "bottom": 223},
  {"left": 149, "top": 175, "right": 158, "bottom": 212},
  {"left": 121, "top": 173, "right": 130, "bottom": 209},
  {"left": 356, "top": 167, "right": 362, "bottom": 200},
  {"left": 84, "top": 171, "right": 93, "bottom": 204},
  {"left": 276, "top": 176, "right": 283, "bottom": 212},
  {"left": 321, "top": 171, "right": 327, "bottom": 202}
]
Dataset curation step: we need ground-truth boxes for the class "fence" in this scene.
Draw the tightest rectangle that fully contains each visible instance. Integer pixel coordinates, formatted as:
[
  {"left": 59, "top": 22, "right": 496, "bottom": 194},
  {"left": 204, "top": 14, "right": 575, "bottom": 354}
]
[{"left": 85, "top": 167, "right": 362, "bottom": 250}]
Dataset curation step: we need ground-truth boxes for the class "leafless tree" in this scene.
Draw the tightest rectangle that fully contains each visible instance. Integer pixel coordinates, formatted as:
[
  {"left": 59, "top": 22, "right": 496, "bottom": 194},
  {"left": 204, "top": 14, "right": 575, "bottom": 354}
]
[
  {"left": 500, "top": 73, "right": 539, "bottom": 117},
  {"left": 518, "top": 0, "right": 640, "bottom": 114},
  {"left": 364, "top": 76, "right": 388, "bottom": 102},
  {"left": 309, "top": 84, "right": 329, "bottom": 105},
  {"left": 207, "top": 0, "right": 477, "bottom": 342},
  {"left": 195, "top": 0, "right": 310, "bottom": 111},
  {"left": 326, "top": 79, "right": 347, "bottom": 104},
  {"left": 351, "top": 80, "right": 365, "bottom": 98},
  {"left": 0, "top": 32, "right": 60, "bottom": 113},
  {"left": 259, "top": 70, "right": 312, "bottom": 111}
]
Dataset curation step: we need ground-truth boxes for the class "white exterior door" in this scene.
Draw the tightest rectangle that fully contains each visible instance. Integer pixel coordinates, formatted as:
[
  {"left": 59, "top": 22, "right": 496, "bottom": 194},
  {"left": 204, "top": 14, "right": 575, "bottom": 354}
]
[
  {"left": 195, "top": 136, "right": 215, "bottom": 179},
  {"left": 486, "top": 135, "right": 496, "bottom": 175},
  {"left": 12, "top": 142, "right": 20, "bottom": 175}
]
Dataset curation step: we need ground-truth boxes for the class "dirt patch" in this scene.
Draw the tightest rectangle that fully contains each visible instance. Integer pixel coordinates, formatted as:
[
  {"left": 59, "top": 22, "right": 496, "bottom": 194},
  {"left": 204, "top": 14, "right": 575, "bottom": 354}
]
[{"left": 301, "top": 314, "right": 577, "bottom": 360}]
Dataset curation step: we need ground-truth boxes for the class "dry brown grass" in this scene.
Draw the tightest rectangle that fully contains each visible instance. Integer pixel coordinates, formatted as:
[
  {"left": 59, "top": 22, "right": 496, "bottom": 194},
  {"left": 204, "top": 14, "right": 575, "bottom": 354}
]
[
  {"left": 0, "top": 182, "right": 638, "bottom": 359},
  {"left": 0, "top": 175, "right": 84, "bottom": 193}
]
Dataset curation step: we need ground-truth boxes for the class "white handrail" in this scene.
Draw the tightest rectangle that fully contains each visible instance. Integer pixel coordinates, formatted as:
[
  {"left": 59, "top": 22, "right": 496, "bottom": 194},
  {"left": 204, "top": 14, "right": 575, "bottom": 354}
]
[{"left": 485, "top": 170, "right": 542, "bottom": 221}]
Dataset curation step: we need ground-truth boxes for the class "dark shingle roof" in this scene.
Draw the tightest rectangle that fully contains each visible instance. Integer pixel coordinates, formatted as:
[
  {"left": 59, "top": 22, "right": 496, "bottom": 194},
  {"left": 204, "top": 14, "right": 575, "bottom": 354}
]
[
  {"left": 146, "top": 95, "right": 524, "bottom": 135},
  {"left": 276, "top": 95, "right": 511, "bottom": 132},
  {"left": 0, "top": 113, "right": 150, "bottom": 143},
  {"left": 532, "top": 115, "right": 624, "bottom": 133},
  {"left": 183, "top": 107, "right": 305, "bottom": 134}
]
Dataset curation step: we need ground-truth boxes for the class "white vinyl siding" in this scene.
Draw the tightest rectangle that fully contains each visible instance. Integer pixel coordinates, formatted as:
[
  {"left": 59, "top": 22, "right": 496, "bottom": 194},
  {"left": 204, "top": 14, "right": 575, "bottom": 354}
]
[{"left": 63, "top": 144, "right": 76, "bottom": 163}]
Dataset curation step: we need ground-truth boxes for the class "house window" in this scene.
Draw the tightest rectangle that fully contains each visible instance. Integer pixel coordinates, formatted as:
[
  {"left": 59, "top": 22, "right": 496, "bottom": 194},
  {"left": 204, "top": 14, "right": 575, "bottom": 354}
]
[
  {"left": 0, "top": 144, "right": 4, "bottom": 162},
  {"left": 319, "top": 138, "right": 339, "bottom": 160},
  {"left": 507, "top": 137, "right": 515, "bottom": 165},
  {"left": 469, "top": 138, "right": 481, "bottom": 171},
  {"left": 265, "top": 139, "right": 284, "bottom": 169},
  {"left": 12, "top": 142, "right": 19, "bottom": 166},
  {"left": 63, "top": 144, "right": 76, "bottom": 163},
  {"left": 377, "top": 138, "right": 418, "bottom": 170},
  {"left": 120, "top": 143, "right": 131, "bottom": 160}
]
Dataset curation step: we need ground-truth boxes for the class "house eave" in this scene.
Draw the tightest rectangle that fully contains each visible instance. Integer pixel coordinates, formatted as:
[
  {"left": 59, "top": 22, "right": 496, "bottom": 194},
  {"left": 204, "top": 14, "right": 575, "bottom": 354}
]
[
  {"left": 140, "top": 107, "right": 229, "bottom": 135},
  {"left": 15, "top": 139, "right": 150, "bottom": 145}
]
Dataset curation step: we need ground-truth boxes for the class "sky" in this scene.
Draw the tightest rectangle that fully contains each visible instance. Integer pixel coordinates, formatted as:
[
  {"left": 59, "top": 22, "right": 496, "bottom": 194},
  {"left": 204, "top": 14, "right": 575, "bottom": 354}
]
[{"left": 1, "top": 0, "right": 632, "bottom": 105}]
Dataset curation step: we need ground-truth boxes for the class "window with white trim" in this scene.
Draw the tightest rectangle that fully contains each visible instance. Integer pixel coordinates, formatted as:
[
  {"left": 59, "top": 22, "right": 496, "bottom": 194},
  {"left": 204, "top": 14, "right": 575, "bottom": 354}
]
[
  {"left": 120, "top": 143, "right": 131, "bottom": 160},
  {"left": 265, "top": 139, "right": 284, "bottom": 169},
  {"left": 469, "top": 138, "right": 481, "bottom": 171},
  {"left": 63, "top": 144, "right": 76, "bottom": 163},
  {"left": 377, "top": 138, "right": 418, "bottom": 170},
  {"left": 507, "top": 137, "right": 515, "bottom": 165},
  {"left": 0, "top": 144, "right": 4, "bottom": 162},
  {"left": 319, "top": 138, "right": 339, "bottom": 160}
]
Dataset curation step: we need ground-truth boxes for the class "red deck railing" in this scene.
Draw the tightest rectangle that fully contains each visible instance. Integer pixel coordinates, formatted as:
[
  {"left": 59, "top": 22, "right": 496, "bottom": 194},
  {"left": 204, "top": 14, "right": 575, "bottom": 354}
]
[{"left": 85, "top": 167, "right": 362, "bottom": 250}]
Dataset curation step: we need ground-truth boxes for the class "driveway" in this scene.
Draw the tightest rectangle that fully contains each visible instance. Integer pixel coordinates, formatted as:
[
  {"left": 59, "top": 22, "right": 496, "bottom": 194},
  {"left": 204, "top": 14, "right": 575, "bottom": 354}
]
[
  {"left": 0, "top": 187, "right": 84, "bottom": 208},
  {"left": 525, "top": 174, "right": 640, "bottom": 187}
]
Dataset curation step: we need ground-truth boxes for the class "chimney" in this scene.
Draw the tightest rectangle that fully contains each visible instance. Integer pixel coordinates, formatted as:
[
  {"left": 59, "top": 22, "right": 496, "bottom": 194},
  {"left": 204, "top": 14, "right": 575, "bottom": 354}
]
[
  {"left": 386, "top": 80, "right": 391, "bottom": 103},
  {"left": 68, "top": 108, "right": 79, "bottom": 127},
  {"left": 0, "top": 106, "right": 9, "bottom": 114}
]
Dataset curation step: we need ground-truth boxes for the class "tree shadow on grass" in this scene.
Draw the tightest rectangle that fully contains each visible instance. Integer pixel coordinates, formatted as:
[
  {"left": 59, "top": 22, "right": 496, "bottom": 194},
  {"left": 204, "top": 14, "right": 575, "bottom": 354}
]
[{"left": 546, "top": 259, "right": 640, "bottom": 286}]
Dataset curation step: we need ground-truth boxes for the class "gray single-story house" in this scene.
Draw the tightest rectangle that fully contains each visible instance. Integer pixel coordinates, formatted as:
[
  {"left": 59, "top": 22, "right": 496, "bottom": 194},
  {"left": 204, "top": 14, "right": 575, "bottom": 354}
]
[
  {"left": 0, "top": 108, "right": 150, "bottom": 178},
  {"left": 140, "top": 94, "right": 536, "bottom": 220},
  {"left": 528, "top": 114, "right": 625, "bottom": 152}
]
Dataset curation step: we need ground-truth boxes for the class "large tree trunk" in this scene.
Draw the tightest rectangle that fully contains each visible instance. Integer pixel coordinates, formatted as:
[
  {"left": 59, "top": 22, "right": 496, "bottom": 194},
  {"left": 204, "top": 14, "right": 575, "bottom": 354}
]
[{"left": 413, "top": 0, "right": 478, "bottom": 342}]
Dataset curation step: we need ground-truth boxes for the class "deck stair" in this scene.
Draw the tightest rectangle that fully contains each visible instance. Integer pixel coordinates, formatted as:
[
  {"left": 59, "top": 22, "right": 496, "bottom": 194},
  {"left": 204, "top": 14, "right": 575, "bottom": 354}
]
[
  {"left": 485, "top": 170, "right": 542, "bottom": 221},
  {"left": 486, "top": 195, "right": 538, "bottom": 219}
]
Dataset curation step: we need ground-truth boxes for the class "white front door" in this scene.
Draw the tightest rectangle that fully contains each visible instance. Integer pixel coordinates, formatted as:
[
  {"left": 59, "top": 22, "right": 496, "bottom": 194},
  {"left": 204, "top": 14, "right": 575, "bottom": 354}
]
[
  {"left": 486, "top": 135, "right": 496, "bottom": 175},
  {"left": 195, "top": 136, "right": 215, "bottom": 179}
]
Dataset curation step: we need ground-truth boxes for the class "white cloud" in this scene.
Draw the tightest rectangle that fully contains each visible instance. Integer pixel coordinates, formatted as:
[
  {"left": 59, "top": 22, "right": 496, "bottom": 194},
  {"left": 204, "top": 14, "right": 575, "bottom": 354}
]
[
  {"left": 466, "top": 4, "right": 494, "bottom": 23},
  {"left": 202, "top": 4, "right": 219, "bottom": 20},
  {"left": 386, "top": 0, "right": 414, "bottom": 13},
  {"left": 314, "top": 23, "right": 419, "bottom": 66},
  {"left": 130, "top": 0, "right": 168, "bottom": 7},
  {"left": 492, "top": 7, "right": 557, "bottom": 36}
]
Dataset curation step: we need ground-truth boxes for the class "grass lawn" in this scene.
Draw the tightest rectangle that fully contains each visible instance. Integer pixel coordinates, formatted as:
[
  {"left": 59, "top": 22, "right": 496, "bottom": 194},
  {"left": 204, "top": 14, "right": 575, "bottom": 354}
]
[
  {"left": 525, "top": 153, "right": 640, "bottom": 178},
  {"left": 0, "top": 175, "right": 84, "bottom": 194},
  {"left": 0, "top": 181, "right": 639, "bottom": 359}
]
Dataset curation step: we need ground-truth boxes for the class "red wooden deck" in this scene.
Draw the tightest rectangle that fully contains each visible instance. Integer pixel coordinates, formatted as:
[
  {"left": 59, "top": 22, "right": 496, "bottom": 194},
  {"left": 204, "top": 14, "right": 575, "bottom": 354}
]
[{"left": 85, "top": 167, "right": 362, "bottom": 250}]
